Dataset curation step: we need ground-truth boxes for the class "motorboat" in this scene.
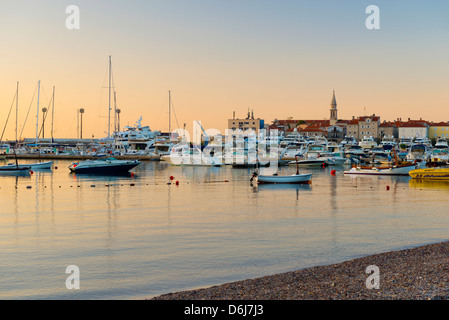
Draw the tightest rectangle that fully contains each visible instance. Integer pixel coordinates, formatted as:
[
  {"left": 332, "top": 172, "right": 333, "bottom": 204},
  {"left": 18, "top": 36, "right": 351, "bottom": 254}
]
[
  {"left": 409, "top": 168, "right": 449, "bottom": 180},
  {"left": 379, "top": 136, "right": 397, "bottom": 151},
  {"left": 280, "top": 142, "right": 308, "bottom": 161},
  {"left": 435, "top": 137, "right": 449, "bottom": 149},
  {"left": 69, "top": 157, "right": 141, "bottom": 174},
  {"left": 344, "top": 148, "right": 417, "bottom": 176},
  {"left": 289, "top": 153, "right": 329, "bottom": 167},
  {"left": 339, "top": 136, "right": 358, "bottom": 149},
  {"left": 398, "top": 137, "right": 414, "bottom": 150},
  {"left": 161, "top": 145, "right": 224, "bottom": 167},
  {"left": 359, "top": 136, "right": 378, "bottom": 149}
]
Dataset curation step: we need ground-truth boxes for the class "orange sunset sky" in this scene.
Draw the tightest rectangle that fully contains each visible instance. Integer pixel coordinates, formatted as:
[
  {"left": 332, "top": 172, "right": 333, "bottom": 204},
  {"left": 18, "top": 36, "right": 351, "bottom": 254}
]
[{"left": 1, "top": 0, "right": 449, "bottom": 141}]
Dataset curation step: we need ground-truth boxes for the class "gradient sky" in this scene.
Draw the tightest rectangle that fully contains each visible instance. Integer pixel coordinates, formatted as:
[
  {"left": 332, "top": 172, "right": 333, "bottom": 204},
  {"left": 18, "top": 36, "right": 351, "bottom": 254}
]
[{"left": 1, "top": 0, "right": 449, "bottom": 140}]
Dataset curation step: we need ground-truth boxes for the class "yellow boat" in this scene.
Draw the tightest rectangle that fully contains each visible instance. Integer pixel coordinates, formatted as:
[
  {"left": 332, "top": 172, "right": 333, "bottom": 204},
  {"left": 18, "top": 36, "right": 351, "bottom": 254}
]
[{"left": 409, "top": 168, "right": 449, "bottom": 180}]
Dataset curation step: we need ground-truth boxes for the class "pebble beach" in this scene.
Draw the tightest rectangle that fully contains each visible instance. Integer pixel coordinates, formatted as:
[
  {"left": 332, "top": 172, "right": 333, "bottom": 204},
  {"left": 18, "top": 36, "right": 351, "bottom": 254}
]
[{"left": 152, "top": 241, "right": 449, "bottom": 300}]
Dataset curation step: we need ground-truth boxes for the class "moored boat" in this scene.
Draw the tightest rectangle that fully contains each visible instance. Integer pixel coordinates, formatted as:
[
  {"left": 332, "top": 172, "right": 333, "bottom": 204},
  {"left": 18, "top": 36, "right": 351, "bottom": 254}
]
[
  {"left": 344, "top": 164, "right": 416, "bottom": 176},
  {"left": 69, "top": 157, "right": 140, "bottom": 174},
  {"left": 251, "top": 172, "right": 312, "bottom": 184},
  {"left": 344, "top": 148, "right": 416, "bottom": 176},
  {"left": 0, "top": 165, "right": 31, "bottom": 175},
  {"left": 409, "top": 168, "right": 449, "bottom": 180}
]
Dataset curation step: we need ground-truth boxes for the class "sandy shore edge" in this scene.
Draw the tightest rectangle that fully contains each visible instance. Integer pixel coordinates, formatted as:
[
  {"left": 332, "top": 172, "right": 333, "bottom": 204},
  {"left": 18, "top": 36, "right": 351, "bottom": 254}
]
[{"left": 151, "top": 241, "right": 449, "bottom": 300}]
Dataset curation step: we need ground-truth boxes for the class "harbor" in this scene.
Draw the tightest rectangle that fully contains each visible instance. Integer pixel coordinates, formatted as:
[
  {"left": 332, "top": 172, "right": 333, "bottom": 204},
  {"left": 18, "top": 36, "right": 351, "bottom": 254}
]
[{"left": 2, "top": 1, "right": 449, "bottom": 304}]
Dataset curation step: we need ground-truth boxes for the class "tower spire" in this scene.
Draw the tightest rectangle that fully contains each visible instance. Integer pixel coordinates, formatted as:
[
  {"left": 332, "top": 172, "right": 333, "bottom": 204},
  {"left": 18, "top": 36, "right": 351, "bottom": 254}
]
[{"left": 330, "top": 90, "right": 338, "bottom": 125}]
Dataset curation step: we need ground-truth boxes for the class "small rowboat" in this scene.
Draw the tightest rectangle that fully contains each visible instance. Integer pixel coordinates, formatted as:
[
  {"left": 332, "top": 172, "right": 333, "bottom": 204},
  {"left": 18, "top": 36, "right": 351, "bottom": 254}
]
[
  {"left": 409, "top": 168, "right": 449, "bottom": 180},
  {"left": 250, "top": 156, "right": 312, "bottom": 184},
  {"left": 4, "top": 161, "right": 53, "bottom": 170},
  {"left": 252, "top": 173, "right": 312, "bottom": 184}
]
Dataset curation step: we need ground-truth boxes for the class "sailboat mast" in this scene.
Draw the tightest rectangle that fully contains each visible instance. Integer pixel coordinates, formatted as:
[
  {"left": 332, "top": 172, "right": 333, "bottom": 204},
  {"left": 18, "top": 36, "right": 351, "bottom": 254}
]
[
  {"left": 51, "top": 86, "right": 55, "bottom": 142},
  {"left": 15, "top": 81, "right": 18, "bottom": 143},
  {"left": 168, "top": 90, "right": 171, "bottom": 135},
  {"left": 36, "top": 80, "right": 40, "bottom": 145},
  {"left": 108, "top": 55, "right": 112, "bottom": 141},
  {"left": 114, "top": 91, "right": 117, "bottom": 135}
]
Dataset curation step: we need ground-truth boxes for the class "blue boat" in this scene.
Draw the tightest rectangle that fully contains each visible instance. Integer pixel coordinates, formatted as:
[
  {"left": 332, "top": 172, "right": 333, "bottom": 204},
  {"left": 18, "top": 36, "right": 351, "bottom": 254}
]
[{"left": 68, "top": 157, "right": 140, "bottom": 174}]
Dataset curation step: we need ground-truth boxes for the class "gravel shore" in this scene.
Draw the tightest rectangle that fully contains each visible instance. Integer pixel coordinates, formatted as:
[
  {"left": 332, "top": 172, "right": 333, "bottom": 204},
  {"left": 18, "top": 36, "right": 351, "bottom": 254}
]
[{"left": 152, "top": 241, "right": 449, "bottom": 300}]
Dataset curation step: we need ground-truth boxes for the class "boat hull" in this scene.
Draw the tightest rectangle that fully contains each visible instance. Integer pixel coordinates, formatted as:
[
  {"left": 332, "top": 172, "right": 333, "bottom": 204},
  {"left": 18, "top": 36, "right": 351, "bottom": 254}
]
[
  {"left": 256, "top": 173, "right": 312, "bottom": 184},
  {"left": 409, "top": 168, "right": 449, "bottom": 180},
  {"left": 0, "top": 166, "right": 31, "bottom": 175},
  {"left": 69, "top": 160, "right": 140, "bottom": 174},
  {"left": 344, "top": 164, "right": 416, "bottom": 176}
]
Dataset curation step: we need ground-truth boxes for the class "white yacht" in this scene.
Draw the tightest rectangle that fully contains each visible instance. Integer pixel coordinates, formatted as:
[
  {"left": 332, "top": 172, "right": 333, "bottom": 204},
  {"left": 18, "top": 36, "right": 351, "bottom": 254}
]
[
  {"left": 280, "top": 142, "right": 308, "bottom": 161},
  {"left": 379, "top": 136, "right": 397, "bottom": 150},
  {"left": 113, "top": 117, "right": 161, "bottom": 154},
  {"left": 435, "top": 137, "right": 449, "bottom": 149},
  {"left": 359, "top": 136, "right": 378, "bottom": 149},
  {"left": 339, "top": 136, "right": 358, "bottom": 149},
  {"left": 398, "top": 137, "right": 414, "bottom": 150}
]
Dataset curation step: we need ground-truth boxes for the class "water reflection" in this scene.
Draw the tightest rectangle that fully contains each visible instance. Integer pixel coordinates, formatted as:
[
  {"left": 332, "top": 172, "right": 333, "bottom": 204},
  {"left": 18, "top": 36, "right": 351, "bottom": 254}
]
[{"left": 409, "top": 179, "right": 449, "bottom": 191}]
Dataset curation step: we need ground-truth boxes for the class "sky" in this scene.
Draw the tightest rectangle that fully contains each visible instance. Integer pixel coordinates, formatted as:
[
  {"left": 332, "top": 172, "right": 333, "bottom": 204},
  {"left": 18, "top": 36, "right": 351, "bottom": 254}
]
[{"left": 1, "top": 0, "right": 449, "bottom": 140}]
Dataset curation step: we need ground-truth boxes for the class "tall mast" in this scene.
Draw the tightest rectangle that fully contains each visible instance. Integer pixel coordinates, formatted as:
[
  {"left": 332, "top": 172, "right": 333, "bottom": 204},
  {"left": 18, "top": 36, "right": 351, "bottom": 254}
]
[
  {"left": 168, "top": 90, "right": 171, "bottom": 135},
  {"left": 36, "top": 80, "right": 40, "bottom": 145},
  {"left": 51, "top": 86, "right": 55, "bottom": 142},
  {"left": 15, "top": 81, "right": 18, "bottom": 143},
  {"left": 108, "top": 55, "right": 112, "bottom": 141},
  {"left": 114, "top": 91, "right": 117, "bottom": 135}
]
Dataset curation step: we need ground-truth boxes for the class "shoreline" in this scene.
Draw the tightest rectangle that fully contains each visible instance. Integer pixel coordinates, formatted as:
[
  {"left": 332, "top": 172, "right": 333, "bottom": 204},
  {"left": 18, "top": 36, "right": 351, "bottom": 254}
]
[{"left": 151, "top": 241, "right": 449, "bottom": 300}]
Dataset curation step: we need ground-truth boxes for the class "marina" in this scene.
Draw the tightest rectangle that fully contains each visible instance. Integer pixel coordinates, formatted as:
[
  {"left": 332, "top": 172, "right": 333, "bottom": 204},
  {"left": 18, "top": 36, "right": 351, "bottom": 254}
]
[
  {"left": 2, "top": 1, "right": 449, "bottom": 304},
  {"left": 1, "top": 154, "right": 449, "bottom": 299}
]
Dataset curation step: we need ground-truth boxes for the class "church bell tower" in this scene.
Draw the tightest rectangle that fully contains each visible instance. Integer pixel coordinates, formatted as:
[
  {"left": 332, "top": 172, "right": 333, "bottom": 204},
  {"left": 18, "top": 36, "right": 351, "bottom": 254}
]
[{"left": 330, "top": 90, "right": 338, "bottom": 125}]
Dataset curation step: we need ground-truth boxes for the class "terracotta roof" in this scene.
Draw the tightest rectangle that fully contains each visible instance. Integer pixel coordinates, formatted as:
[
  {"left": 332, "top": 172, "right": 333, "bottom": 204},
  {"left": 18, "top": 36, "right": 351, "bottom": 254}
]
[
  {"left": 429, "top": 122, "right": 449, "bottom": 127},
  {"left": 358, "top": 116, "right": 380, "bottom": 122},
  {"left": 380, "top": 122, "right": 396, "bottom": 127},
  {"left": 397, "top": 122, "right": 427, "bottom": 128},
  {"left": 299, "top": 126, "right": 327, "bottom": 133}
]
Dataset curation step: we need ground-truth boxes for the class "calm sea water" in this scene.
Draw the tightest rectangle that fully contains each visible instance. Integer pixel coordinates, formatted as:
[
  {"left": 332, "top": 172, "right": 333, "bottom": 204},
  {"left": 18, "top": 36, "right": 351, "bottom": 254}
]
[{"left": 1, "top": 159, "right": 449, "bottom": 299}]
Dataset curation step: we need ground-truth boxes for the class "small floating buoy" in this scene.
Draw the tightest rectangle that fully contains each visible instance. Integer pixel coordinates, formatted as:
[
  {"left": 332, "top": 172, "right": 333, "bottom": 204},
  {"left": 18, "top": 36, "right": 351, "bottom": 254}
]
[
  {"left": 55, "top": 166, "right": 58, "bottom": 169},
  {"left": 30, "top": 170, "right": 34, "bottom": 174},
  {"left": 331, "top": 170, "right": 336, "bottom": 175},
  {"left": 170, "top": 176, "right": 174, "bottom": 180},
  {"left": 386, "top": 186, "right": 390, "bottom": 190},
  {"left": 175, "top": 181, "right": 179, "bottom": 185}
]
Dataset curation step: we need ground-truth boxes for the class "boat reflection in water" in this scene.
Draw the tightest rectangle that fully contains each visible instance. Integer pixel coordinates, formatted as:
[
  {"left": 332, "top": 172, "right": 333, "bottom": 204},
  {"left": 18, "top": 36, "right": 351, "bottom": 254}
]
[{"left": 409, "top": 179, "right": 449, "bottom": 190}]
